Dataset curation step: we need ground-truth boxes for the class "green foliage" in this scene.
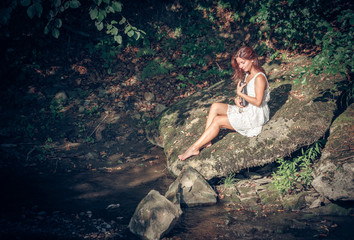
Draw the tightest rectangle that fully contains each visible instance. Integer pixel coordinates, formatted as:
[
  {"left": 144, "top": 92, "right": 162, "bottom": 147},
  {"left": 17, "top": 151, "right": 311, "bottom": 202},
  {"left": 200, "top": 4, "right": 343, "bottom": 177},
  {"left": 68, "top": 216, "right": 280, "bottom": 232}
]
[
  {"left": 251, "top": 0, "right": 328, "bottom": 46},
  {"left": 85, "top": 106, "right": 100, "bottom": 117},
  {"left": 176, "top": 73, "right": 195, "bottom": 89},
  {"left": 337, "top": 80, "right": 354, "bottom": 108},
  {"left": 49, "top": 99, "right": 64, "bottom": 120},
  {"left": 272, "top": 141, "right": 323, "bottom": 195},
  {"left": 136, "top": 47, "right": 156, "bottom": 58},
  {"left": 141, "top": 60, "right": 174, "bottom": 81},
  {"left": 20, "top": 0, "right": 81, "bottom": 39},
  {"left": 2, "top": 0, "right": 144, "bottom": 45},
  {"left": 86, "top": 36, "right": 121, "bottom": 74},
  {"left": 293, "top": 10, "right": 353, "bottom": 85},
  {"left": 254, "top": 42, "right": 274, "bottom": 56},
  {"left": 247, "top": 0, "right": 353, "bottom": 85},
  {"left": 84, "top": 136, "right": 95, "bottom": 143},
  {"left": 77, "top": 121, "right": 86, "bottom": 138},
  {"left": 89, "top": 0, "right": 145, "bottom": 44},
  {"left": 219, "top": 172, "right": 239, "bottom": 187}
]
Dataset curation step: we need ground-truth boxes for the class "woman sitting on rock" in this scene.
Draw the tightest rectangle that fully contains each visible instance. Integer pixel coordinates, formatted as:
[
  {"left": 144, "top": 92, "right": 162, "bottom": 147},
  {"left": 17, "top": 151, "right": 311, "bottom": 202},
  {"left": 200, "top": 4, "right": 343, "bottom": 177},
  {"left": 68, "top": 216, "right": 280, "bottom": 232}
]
[{"left": 178, "top": 46, "right": 270, "bottom": 161}]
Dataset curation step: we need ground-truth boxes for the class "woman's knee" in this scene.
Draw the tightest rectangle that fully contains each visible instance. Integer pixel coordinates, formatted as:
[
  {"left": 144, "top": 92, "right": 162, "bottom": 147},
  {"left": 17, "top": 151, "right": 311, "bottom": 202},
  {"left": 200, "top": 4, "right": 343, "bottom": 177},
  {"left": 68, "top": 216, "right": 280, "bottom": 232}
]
[
  {"left": 210, "top": 103, "right": 227, "bottom": 115},
  {"left": 210, "top": 102, "right": 222, "bottom": 112}
]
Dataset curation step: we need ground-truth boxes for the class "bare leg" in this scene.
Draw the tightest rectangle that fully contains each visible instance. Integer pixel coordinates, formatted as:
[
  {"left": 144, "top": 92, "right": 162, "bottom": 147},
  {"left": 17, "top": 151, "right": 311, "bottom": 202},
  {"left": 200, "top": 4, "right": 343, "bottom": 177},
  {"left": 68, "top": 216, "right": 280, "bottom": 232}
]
[
  {"left": 203, "top": 103, "right": 229, "bottom": 148},
  {"left": 178, "top": 115, "right": 234, "bottom": 161}
]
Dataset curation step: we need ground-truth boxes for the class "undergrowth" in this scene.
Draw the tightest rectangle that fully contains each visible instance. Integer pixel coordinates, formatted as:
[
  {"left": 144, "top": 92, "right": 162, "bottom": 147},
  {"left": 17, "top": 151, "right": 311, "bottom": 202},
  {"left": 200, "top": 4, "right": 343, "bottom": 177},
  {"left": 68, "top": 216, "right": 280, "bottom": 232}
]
[
  {"left": 219, "top": 172, "right": 239, "bottom": 188},
  {"left": 272, "top": 140, "right": 324, "bottom": 195}
]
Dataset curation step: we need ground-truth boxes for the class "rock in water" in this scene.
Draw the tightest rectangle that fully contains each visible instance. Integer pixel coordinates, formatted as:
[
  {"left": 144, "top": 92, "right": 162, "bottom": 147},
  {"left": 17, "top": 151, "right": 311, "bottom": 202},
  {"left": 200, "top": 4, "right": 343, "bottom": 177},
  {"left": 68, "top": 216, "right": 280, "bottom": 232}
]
[
  {"left": 312, "top": 103, "right": 354, "bottom": 201},
  {"left": 128, "top": 190, "right": 182, "bottom": 240},
  {"left": 147, "top": 56, "right": 345, "bottom": 179},
  {"left": 165, "top": 165, "right": 217, "bottom": 207}
]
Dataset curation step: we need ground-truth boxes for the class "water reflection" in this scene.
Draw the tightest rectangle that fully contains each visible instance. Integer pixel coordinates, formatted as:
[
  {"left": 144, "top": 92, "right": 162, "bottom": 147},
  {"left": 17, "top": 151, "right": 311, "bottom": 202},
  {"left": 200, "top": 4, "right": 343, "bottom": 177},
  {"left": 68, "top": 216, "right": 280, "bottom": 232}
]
[{"left": 165, "top": 203, "right": 354, "bottom": 240}]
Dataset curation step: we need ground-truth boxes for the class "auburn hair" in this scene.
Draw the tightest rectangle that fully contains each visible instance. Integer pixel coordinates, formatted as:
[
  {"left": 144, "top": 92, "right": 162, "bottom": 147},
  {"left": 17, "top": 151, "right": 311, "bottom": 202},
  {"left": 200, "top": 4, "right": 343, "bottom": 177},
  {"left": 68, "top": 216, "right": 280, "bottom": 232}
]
[{"left": 231, "top": 46, "right": 265, "bottom": 81}]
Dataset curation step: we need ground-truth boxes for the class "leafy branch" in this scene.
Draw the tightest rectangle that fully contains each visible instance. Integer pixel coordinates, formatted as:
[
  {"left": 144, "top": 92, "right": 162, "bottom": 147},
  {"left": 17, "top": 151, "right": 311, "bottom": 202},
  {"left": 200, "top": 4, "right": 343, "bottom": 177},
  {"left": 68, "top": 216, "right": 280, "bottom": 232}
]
[{"left": 4, "top": 0, "right": 145, "bottom": 45}]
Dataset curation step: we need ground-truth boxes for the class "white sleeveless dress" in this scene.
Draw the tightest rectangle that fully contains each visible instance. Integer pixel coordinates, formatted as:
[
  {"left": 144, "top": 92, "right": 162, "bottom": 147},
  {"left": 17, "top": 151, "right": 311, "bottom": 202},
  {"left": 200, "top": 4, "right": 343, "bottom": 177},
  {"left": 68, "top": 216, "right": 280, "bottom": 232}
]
[{"left": 227, "top": 72, "right": 270, "bottom": 137}]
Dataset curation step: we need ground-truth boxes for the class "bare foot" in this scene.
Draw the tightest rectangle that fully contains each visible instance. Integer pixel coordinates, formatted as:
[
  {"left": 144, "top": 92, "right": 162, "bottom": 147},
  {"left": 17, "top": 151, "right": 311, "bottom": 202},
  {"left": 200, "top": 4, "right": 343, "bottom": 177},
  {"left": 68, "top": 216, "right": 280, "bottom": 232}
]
[{"left": 178, "top": 147, "right": 200, "bottom": 161}]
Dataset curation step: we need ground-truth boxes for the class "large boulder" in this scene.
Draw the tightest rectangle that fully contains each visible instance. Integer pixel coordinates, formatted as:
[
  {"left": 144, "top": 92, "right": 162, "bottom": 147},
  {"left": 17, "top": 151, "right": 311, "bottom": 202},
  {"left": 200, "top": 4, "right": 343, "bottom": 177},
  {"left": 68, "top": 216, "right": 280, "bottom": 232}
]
[
  {"left": 128, "top": 190, "right": 182, "bottom": 240},
  {"left": 165, "top": 165, "right": 217, "bottom": 207},
  {"left": 311, "top": 104, "right": 354, "bottom": 201},
  {"left": 147, "top": 56, "right": 346, "bottom": 179}
]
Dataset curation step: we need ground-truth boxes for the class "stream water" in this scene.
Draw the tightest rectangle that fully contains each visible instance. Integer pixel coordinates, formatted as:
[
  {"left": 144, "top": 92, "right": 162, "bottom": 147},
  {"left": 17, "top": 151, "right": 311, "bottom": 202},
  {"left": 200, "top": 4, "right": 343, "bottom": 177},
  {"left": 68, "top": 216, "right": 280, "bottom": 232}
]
[{"left": 1, "top": 144, "right": 353, "bottom": 239}]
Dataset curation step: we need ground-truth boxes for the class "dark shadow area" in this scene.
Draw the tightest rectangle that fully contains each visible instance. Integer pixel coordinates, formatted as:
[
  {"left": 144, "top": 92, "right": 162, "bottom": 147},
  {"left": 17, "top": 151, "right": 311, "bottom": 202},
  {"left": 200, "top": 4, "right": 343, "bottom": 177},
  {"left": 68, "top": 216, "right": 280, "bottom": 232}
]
[
  {"left": 212, "top": 128, "right": 234, "bottom": 145},
  {"left": 314, "top": 79, "right": 353, "bottom": 108},
  {"left": 0, "top": 148, "right": 174, "bottom": 239},
  {"left": 267, "top": 59, "right": 282, "bottom": 66},
  {"left": 268, "top": 83, "right": 292, "bottom": 119},
  {"left": 163, "top": 80, "right": 232, "bottom": 128}
]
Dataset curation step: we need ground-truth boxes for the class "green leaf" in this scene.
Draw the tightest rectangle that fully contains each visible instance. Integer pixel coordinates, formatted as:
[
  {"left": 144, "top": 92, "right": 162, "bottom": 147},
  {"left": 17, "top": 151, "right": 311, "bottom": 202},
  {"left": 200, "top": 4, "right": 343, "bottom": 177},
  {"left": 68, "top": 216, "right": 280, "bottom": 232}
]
[
  {"left": 49, "top": 10, "right": 55, "bottom": 19},
  {"left": 95, "top": 21, "right": 104, "bottom": 31},
  {"left": 52, "top": 28, "right": 60, "bottom": 38},
  {"left": 127, "top": 30, "right": 134, "bottom": 37},
  {"left": 20, "top": 0, "right": 31, "bottom": 7},
  {"left": 54, "top": 18, "right": 62, "bottom": 28},
  {"left": 288, "top": 0, "right": 294, "bottom": 6},
  {"left": 44, "top": 25, "right": 50, "bottom": 35},
  {"left": 106, "top": 6, "right": 115, "bottom": 13},
  {"left": 350, "top": 16, "right": 354, "bottom": 26},
  {"left": 135, "top": 31, "right": 141, "bottom": 40},
  {"left": 114, "top": 35, "right": 122, "bottom": 44},
  {"left": 124, "top": 25, "right": 131, "bottom": 34},
  {"left": 89, "top": 8, "right": 98, "bottom": 20},
  {"left": 97, "top": 9, "right": 105, "bottom": 22},
  {"left": 119, "top": 17, "right": 126, "bottom": 25},
  {"left": 27, "top": 5, "right": 36, "bottom": 19},
  {"left": 54, "top": 0, "right": 61, "bottom": 8},
  {"left": 70, "top": 0, "right": 81, "bottom": 8},
  {"left": 112, "top": 1, "right": 122, "bottom": 12},
  {"left": 27, "top": 3, "right": 42, "bottom": 18},
  {"left": 111, "top": 27, "right": 118, "bottom": 35}
]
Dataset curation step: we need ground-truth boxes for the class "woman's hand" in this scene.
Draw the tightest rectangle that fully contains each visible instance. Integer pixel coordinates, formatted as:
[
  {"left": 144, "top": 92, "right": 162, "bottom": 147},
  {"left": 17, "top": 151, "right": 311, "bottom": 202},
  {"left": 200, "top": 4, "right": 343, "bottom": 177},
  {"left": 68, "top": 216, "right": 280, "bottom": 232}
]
[
  {"left": 234, "top": 96, "right": 244, "bottom": 108},
  {"left": 236, "top": 81, "right": 246, "bottom": 96}
]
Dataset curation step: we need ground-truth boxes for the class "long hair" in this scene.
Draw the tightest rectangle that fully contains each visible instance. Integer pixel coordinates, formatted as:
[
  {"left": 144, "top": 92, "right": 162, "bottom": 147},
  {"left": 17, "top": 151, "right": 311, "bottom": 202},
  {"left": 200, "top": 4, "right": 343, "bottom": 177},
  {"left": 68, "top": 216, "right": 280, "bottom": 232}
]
[{"left": 231, "top": 46, "right": 265, "bottom": 81}]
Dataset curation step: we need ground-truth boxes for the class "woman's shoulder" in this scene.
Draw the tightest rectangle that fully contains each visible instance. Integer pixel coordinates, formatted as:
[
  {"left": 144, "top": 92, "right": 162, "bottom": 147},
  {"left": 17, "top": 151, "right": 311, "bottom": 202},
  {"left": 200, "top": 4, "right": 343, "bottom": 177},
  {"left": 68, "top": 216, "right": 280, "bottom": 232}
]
[
  {"left": 255, "top": 71, "right": 267, "bottom": 78},
  {"left": 254, "top": 72, "right": 267, "bottom": 89},
  {"left": 254, "top": 72, "right": 267, "bottom": 82}
]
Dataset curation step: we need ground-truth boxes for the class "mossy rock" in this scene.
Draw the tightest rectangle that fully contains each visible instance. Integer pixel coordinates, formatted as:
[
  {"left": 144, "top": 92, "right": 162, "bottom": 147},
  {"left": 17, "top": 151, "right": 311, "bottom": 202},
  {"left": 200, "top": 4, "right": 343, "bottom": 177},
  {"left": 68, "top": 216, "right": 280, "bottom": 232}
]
[
  {"left": 311, "top": 103, "right": 354, "bottom": 201},
  {"left": 147, "top": 56, "right": 345, "bottom": 179},
  {"left": 282, "top": 192, "right": 308, "bottom": 210},
  {"left": 258, "top": 189, "right": 281, "bottom": 206},
  {"left": 217, "top": 185, "right": 241, "bottom": 204}
]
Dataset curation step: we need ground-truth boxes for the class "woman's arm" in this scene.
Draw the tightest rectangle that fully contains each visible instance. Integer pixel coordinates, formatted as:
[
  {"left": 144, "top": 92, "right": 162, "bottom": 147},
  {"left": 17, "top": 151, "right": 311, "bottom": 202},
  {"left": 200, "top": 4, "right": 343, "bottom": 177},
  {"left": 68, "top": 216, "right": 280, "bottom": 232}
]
[{"left": 237, "top": 74, "right": 266, "bottom": 107}]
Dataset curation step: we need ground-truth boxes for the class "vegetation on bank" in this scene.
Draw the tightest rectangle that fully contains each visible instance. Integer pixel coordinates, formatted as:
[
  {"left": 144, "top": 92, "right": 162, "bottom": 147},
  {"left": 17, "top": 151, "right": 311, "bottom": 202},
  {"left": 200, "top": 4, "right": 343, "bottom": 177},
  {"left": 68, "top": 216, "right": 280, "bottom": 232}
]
[{"left": 0, "top": 1, "right": 352, "bottom": 191}]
